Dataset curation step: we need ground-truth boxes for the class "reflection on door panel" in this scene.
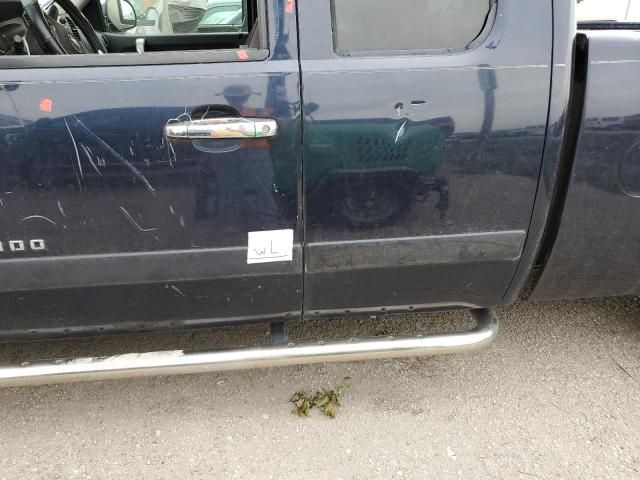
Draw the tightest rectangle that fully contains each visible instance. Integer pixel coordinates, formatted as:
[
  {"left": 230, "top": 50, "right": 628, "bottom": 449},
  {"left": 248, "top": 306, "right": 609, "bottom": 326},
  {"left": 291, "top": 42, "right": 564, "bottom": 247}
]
[
  {"left": 299, "top": 0, "right": 552, "bottom": 312},
  {"left": 0, "top": 0, "right": 303, "bottom": 338},
  {"left": 0, "top": 75, "right": 299, "bottom": 257},
  {"left": 304, "top": 67, "right": 548, "bottom": 243}
]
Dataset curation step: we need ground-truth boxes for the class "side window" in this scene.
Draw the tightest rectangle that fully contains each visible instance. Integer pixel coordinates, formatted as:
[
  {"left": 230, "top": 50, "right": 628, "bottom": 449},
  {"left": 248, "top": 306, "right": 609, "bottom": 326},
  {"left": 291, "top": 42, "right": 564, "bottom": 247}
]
[
  {"left": 0, "top": 0, "right": 263, "bottom": 63},
  {"left": 106, "top": 0, "right": 248, "bottom": 35},
  {"left": 577, "top": 0, "right": 640, "bottom": 25},
  {"left": 331, "top": 0, "right": 495, "bottom": 55},
  {"left": 200, "top": 4, "right": 243, "bottom": 28}
]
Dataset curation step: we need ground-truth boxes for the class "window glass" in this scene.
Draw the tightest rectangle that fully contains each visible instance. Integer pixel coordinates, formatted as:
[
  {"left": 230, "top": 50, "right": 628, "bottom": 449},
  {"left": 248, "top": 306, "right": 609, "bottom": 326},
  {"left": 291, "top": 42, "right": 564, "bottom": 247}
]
[
  {"left": 199, "top": 3, "right": 243, "bottom": 27},
  {"left": 331, "top": 0, "right": 494, "bottom": 54},
  {"left": 108, "top": 0, "right": 246, "bottom": 35},
  {"left": 0, "top": 0, "right": 260, "bottom": 60},
  {"left": 577, "top": 0, "right": 640, "bottom": 23}
]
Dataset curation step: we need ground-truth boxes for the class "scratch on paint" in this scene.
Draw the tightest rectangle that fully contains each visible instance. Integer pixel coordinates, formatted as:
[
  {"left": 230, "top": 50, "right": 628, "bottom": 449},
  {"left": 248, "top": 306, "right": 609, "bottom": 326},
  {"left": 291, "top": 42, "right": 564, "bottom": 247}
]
[
  {"left": 57, "top": 200, "right": 66, "bottom": 217},
  {"left": 79, "top": 143, "right": 102, "bottom": 176},
  {"left": 64, "top": 118, "right": 83, "bottom": 189},
  {"left": 0, "top": 198, "right": 3, "bottom": 207},
  {"left": 395, "top": 119, "right": 407, "bottom": 144},
  {"left": 170, "top": 285, "right": 186, "bottom": 297},
  {"left": 22, "top": 215, "right": 57, "bottom": 226},
  {"left": 72, "top": 116, "right": 157, "bottom": 194},
  {"left": 165, "top": 112, "right": 193, "bottom": 168},
  {"left": 168, "top": 141, "right": 177, "bottom": 168},
  {"left": 591, "top": 59, "right": 640, "bottom": 65},
  {"left": 119, "top": 207, "right": 158, "bottom": 232}
]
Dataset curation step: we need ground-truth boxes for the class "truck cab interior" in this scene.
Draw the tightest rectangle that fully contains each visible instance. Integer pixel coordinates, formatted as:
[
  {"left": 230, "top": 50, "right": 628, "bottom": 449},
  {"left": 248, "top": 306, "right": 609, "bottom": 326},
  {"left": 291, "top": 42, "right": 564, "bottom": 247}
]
[{"left": 0, "top": 0, "right": 264, "bottom": 57}]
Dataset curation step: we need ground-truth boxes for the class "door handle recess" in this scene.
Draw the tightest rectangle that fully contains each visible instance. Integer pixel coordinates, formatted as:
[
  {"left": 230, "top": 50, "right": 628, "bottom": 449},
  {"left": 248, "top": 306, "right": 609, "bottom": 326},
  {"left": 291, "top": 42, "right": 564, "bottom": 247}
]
[{"left": 164, "top": 117, "right": 278, "bottom": 140}]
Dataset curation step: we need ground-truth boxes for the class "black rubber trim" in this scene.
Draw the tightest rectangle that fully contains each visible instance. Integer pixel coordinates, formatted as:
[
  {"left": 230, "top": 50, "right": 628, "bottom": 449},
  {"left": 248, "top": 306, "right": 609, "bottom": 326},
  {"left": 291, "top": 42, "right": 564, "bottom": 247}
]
[
  {"left": 0, "top": 245, "right": 302, "bottom": 292},
  {"left": 103, "top": 32, "right": 246, "bottom": 53},
  {"left": 0, "top": 48, "right": 269, "bottom": 68},
  {"left": 521, "top": 33, "right": 589, "bottom": 298},
  {"left": 0, "top": 310, "right": 297, "bottom": 342},
  {"left": 306, "top": 231, "right": 526, "bottom": 273}
]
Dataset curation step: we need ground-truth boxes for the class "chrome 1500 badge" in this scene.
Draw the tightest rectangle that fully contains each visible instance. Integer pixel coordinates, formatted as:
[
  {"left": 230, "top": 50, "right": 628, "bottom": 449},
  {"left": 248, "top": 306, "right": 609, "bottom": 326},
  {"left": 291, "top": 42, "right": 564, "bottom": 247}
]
[{"left": 0, "top": 239, "right": 46, "bottom": 253}]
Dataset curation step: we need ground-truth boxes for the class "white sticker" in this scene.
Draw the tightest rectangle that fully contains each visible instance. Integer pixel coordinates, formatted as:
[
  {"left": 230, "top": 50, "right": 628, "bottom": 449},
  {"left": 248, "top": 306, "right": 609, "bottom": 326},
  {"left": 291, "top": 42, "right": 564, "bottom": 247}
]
[{"left": 247, "top": 229, "right": 294, "bottom": 264}]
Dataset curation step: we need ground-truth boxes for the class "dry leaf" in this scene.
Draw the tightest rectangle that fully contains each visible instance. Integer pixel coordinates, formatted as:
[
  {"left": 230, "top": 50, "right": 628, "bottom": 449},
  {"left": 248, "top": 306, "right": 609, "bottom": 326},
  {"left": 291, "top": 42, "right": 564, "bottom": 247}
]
[{"left": 289, "top": 377, "right": 351, "bottom": 419}]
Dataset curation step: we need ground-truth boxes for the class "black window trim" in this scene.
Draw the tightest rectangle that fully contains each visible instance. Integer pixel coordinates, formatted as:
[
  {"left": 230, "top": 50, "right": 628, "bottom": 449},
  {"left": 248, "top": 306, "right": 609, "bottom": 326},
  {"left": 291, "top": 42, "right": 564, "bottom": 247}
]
[{"left": 0, "top": 47, "right": 269, "bottom": 68}]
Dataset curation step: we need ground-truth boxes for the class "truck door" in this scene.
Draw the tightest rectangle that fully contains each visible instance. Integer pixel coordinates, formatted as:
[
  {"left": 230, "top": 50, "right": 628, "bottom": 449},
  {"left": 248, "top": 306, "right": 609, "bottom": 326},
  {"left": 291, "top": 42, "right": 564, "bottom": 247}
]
[
  {"left": 0, "top": 0, "right": 302, "bottom": 338},
  {"left": 298, "top": 0, "right": 553, "bottom": 314}
]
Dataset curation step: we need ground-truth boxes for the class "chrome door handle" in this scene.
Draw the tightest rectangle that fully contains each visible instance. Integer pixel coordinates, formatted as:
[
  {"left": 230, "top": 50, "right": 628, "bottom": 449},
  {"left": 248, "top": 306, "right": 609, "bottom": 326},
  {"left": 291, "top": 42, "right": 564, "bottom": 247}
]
[{"left": 164, "top": 117, "right": 278, "bottom": 140}]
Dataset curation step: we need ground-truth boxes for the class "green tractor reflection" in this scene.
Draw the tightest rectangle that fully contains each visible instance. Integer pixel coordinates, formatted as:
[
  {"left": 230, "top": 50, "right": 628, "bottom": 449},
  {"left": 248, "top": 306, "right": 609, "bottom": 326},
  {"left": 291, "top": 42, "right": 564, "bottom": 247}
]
[{"left": 302, "top": 116, "right": 452, "bottom": 228}]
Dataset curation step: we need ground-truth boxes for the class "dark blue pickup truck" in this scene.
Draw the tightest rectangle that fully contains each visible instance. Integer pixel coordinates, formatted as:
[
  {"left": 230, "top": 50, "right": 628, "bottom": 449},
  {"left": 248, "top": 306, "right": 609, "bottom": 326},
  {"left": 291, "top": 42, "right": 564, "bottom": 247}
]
[{"left": 0, "top": 0, "right": 638, "bottom": 386}]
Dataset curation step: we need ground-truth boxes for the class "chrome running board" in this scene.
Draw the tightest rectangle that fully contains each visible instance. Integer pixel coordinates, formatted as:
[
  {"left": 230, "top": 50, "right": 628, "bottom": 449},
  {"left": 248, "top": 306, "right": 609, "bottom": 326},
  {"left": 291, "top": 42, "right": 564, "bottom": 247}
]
[{"left": 0, "top": 308, "right": 498, "bottom": 388}]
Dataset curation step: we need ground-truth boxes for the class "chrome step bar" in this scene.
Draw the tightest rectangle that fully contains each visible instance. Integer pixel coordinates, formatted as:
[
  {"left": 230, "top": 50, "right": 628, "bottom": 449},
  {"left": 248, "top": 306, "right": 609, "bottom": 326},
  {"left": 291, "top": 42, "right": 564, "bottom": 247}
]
[{"left": 0, "top": 309, "right": 498, "bottom": 388}]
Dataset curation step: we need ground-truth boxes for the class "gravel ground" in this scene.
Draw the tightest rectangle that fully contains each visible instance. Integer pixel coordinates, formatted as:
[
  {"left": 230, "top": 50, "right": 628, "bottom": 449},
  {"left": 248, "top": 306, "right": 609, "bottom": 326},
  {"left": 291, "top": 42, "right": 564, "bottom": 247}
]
[{"left": 0, "top": 297, "right": 639, "bottom": 479}]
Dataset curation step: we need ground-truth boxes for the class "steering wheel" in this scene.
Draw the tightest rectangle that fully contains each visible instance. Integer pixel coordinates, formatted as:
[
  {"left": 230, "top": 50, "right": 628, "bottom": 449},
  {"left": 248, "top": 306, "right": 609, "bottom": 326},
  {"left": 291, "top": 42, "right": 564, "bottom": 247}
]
[{"left": 23, "top": 0, "right": 107, "bottom": 54}]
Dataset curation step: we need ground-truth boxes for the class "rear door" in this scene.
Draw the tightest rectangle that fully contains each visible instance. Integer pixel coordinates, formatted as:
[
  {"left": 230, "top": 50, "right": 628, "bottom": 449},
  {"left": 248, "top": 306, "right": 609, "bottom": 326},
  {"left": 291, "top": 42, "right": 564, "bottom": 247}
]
[
  {"left": 0, "top": 0, "right": 302, "bottom": 339},
  {"left": 298, "top": 0, "right": 553, "bottom": 314}
]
